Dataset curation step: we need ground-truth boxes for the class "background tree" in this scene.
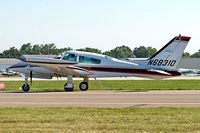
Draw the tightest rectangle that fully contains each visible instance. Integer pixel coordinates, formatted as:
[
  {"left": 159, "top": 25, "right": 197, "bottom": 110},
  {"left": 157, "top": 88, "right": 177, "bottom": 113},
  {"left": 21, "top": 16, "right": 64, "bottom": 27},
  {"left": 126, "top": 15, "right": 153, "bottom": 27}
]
[
  {"left": 1, "top": 43, "right": 197, "bottom": 59},
  {"left": 77, "top": 47, "right": 102, "bottom": 54},
  {"left": 40, "top": 44, "right": 57, "bottom": 55},
  {"left": 133, "top": 46, "right": 157, "bottom": 58},
  {"left": 20, "top": 43, "right": 33, "bottom": 55},
  {"left": 56, "top": 47, "right": 73, "bottom": 55},
  {"left": 0, "top": 53, "right": 4, "bottom": 58},
  {"left": 3, "top": 47, "right": 21, "bottom": 58},
  {"left": 32, "top": 44, "right": 41, "bottom": 55},
  {"left": 103, "top": 45, "right": 134, "bottom": 58},
  {"left": 182, "top": 52, "right": 190, "bottom": 58},
  {"left": 191, "top": 50, "right": 200, "bottom": 58},
  {"left": 146, "top": 47, "right": 157, "bottom": 57}
]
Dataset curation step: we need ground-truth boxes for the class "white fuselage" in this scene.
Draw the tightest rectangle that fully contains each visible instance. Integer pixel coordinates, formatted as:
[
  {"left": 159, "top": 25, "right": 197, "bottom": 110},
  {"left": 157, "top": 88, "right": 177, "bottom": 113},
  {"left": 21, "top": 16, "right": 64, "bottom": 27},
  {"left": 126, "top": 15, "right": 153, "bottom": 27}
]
[{"left": 9, "top": 51, "right": 179, "bottom": 79}]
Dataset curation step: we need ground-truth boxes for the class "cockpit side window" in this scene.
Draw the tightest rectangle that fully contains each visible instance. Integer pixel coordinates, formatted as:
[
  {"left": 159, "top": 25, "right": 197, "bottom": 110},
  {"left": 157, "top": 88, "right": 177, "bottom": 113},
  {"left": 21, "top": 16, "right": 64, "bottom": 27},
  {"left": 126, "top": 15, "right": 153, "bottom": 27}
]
[
  {"left": 79, "top": 56, "right": 101, "bottom": 64},
  {"left": 105, "top": 55, "right": 113, "bottom": 60},
  {"left": 62, "top": 53, "right": 77, "bottom": 62}
]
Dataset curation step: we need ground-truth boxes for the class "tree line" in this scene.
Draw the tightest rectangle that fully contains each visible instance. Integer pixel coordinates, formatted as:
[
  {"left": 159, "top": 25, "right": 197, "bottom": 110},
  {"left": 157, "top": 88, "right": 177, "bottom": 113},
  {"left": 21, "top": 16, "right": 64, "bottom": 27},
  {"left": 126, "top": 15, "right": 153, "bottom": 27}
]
[{"left": 0, "top": 43, "right": 199, "bottom": 58}]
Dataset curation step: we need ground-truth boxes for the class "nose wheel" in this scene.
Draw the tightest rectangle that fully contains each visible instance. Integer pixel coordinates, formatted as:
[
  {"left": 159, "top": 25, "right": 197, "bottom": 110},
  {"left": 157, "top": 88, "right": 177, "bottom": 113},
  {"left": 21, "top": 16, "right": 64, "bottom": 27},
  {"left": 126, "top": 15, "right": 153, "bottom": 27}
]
[
  {"left": 22, "top": 83, "right": 30, "bottom": 92},
  {"left": 22, "top": 77, "right": 30, "bottom": 92}
]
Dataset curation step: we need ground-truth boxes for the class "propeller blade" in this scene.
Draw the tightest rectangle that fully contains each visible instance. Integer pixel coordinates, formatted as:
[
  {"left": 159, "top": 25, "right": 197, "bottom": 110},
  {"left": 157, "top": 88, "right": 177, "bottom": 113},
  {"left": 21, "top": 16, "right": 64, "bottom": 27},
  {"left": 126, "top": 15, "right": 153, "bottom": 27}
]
[{"left": 30, "top": 70, "right": 33, "bottom": 86}]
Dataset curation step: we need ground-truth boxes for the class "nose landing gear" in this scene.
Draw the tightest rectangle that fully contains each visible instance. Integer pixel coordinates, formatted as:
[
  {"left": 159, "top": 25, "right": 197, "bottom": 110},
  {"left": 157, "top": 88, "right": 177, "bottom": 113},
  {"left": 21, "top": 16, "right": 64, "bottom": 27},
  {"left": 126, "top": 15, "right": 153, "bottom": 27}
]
[{"left": 22, "top": 77, "right": 30, "bottom": 92}]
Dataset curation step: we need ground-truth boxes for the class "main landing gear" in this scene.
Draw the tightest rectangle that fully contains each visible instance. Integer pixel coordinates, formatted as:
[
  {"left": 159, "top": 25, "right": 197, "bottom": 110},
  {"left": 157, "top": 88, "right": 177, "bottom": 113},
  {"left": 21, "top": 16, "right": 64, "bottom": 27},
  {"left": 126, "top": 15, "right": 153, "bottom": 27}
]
[
  {"left": 79, "top": 78, "right": 88, "bottom": 91},
  {"left": 64, "top": 76, "right": 74, "bottom": 91},
  {"left": 64, "top": 76, "right": 89, "bottom": 92}
]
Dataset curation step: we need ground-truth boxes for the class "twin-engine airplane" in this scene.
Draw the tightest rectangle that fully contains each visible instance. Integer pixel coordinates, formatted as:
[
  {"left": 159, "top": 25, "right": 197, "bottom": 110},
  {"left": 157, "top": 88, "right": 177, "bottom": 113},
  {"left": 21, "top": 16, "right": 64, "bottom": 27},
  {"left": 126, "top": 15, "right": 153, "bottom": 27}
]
[{"left": 8, "top": 35, "right": 190, "bottom": 92}]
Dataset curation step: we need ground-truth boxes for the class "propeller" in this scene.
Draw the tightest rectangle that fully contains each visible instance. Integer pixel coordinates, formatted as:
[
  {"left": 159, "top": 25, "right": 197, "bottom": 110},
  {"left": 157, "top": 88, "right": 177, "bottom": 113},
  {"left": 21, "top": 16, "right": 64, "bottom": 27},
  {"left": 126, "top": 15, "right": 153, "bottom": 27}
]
[
  {"left": 30, "top": 67, "right": 33, "bottom": 86},
  {"left": 6, "top": 68, "right": 9, "bottom": 73}
]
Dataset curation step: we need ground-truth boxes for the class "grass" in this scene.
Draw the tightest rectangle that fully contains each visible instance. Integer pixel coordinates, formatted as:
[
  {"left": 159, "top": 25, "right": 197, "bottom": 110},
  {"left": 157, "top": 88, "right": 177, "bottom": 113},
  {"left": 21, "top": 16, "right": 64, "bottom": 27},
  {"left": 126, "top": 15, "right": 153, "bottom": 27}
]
[
  {"left": 0, "top": 80, "right": 200, "bottom": 132},
  {"left": 0, "top": 107, "right": 199, "bottom": 133},
  {"left": 1, "top": 80, "right": 200, "bottom": 92}
]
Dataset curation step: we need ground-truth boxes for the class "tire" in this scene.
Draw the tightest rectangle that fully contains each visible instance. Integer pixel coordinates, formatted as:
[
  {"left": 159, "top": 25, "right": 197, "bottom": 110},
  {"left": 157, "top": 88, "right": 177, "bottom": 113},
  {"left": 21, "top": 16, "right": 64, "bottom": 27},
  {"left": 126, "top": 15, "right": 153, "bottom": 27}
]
[
  {"left": 79, "top": 82, "right": 88, "bottom": 91},
  {"left": 64, "top": 83, "right": 74, "bottom": 92},
  {"left": 22, "top": 84, "right": 30, "bottom": 92}
]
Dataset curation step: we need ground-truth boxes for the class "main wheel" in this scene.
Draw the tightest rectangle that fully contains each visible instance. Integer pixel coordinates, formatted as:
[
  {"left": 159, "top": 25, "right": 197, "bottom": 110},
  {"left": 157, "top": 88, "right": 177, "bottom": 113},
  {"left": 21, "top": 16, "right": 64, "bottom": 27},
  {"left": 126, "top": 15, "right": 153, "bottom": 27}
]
[
  {"left": 64, "top": 83, "right": 74, "bottom": 92},
  {"left": 79, "top": 82, "right": 88, "bottom": 91},
  {"left": 22, "top": 84, "right": 30, "bottom": 92}
]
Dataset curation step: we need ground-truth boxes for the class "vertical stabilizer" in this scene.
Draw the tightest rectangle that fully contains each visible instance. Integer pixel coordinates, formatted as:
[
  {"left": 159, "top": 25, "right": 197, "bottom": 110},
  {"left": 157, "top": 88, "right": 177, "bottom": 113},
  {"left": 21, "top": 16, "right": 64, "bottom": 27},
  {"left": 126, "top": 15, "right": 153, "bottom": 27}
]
[{"left": 145, "top": 35, "right": 190, "bottom": 70}]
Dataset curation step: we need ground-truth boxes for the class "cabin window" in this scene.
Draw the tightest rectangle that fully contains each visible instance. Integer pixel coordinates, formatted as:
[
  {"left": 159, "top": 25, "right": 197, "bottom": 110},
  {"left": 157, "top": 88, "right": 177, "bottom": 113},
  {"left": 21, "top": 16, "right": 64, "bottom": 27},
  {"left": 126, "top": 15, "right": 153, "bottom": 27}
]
[
  {"left": 79, "top": 56, "right": 101, "bottom": 64},
  {"left": 62, "top": 53, "right": 77, "bottom": 62}
]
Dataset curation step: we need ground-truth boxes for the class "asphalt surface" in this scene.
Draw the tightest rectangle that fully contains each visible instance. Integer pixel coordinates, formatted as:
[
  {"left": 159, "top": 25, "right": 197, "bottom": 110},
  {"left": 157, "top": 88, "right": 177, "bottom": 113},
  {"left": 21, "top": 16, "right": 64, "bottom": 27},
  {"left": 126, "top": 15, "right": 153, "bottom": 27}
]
[{"left": 0, "top": 90, "right": 200, "bottom": 108}]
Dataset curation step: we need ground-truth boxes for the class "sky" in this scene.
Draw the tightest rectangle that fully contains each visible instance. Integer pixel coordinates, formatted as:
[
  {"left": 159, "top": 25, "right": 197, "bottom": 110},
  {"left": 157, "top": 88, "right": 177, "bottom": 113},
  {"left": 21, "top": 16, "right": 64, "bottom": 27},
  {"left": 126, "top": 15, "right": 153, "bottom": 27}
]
[{"left": 0, "top": 0, "right": 200, "bottom": 54}]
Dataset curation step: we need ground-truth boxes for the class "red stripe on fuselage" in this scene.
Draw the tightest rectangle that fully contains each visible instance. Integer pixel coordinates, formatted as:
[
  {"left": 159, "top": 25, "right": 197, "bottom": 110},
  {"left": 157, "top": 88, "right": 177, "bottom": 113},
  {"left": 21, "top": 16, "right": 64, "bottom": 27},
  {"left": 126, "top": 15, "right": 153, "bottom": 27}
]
[
  {"left": 80, "top": 67, "right": 180, "bottom": 77},
  {"left": 91, "top": 70, "right": 176, "bottom": 77}
]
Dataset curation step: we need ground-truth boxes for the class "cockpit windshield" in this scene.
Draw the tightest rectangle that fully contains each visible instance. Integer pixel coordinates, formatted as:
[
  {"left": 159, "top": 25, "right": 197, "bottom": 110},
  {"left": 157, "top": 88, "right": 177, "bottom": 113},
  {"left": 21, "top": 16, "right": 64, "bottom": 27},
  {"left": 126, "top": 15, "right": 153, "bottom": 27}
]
[
  {"left": 54, "top": 52, "right": 64, "bottom": 59},
  {"left": 62, "top": 52, "right": 77, "bottom": 62},
  {"left": 54, "top": 52, "right": 77, "bottom": 62}
]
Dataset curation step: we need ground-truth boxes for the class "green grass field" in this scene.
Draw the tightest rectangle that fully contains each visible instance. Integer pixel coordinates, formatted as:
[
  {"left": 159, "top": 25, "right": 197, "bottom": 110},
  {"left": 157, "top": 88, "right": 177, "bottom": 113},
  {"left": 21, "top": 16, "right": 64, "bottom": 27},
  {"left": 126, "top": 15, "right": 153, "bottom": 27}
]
[
  {"left": 1, "top": 80, "right": 200, "bottom": 92},
  {"left": 0, "top": 107, "right": 199, "bottom": 133},
  {"left": 1, "top": 81, "right": 200, "bottom": 132}
]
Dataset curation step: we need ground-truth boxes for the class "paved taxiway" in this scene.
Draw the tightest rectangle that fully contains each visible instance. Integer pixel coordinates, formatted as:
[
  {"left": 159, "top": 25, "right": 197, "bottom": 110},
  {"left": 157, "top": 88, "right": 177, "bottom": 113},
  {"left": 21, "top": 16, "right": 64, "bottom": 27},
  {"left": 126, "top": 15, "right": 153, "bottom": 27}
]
[{"left": 0, "top": 90, "right": 200, "bottom": 108}]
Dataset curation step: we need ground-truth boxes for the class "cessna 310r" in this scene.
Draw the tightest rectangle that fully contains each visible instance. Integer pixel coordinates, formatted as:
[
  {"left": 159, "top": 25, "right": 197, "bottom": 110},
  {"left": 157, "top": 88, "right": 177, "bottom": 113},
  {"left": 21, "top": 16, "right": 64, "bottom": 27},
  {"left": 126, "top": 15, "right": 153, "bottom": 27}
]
[{"left": 8, "top": 35, "right": 190, "bottom": 92}]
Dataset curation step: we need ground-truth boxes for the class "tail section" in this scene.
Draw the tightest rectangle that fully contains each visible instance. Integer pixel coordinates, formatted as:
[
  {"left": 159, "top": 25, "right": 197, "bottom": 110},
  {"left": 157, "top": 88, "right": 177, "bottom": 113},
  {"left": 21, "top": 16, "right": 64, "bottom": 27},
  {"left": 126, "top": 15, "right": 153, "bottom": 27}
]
[{"left": 144, "top": 35, "right": 190, "bottom": 70}]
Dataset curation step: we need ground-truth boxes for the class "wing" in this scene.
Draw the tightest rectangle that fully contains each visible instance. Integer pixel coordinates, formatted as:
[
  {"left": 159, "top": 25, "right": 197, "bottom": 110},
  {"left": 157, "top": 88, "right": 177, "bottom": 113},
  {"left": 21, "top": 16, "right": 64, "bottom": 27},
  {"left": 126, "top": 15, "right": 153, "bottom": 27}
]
[{"left": 20, "top": 56, "right": 94, "bottom": 77}]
